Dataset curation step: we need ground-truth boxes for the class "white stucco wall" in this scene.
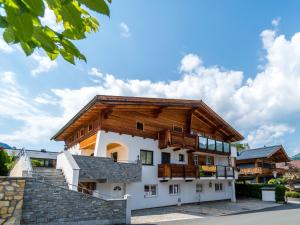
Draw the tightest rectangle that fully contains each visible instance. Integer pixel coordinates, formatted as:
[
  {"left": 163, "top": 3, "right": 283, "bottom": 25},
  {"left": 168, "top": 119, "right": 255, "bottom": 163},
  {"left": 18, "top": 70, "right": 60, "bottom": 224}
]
[{"left": 92, "top": 131, "right": 236, "bottom": 210}]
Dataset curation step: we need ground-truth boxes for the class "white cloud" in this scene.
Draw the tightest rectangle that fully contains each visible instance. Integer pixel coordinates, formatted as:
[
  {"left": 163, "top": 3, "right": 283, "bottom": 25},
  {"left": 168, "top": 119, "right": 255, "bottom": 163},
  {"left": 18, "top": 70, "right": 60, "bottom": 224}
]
[
  {"left": 34, "top": 93, "right": 58, "bottom": 106},
  {"left": 246, "top": 124, "right": 294, "bottom": 147},
  {"left": 120, "top": 22, "right": 131, "bottom": 38},
  {"left": 272, "top": 17, "right": 281, "bottom": 27},
  {"left": 40, "top": 6, "right": 63, "bottom": 32},
  {"left": 180, "top": 54, "right": 202, "bottom": 73},
  {"left": 88, "top": 67, "right": 103, "bottom": 78},
  {"left": 31, "top": 53, "right": 58, "bottom": 76},
  {"left": 0, "top": 38, "right": 13, "bottom": 54},
  {"left": 0, "top": 72, "right": 63, "bottom": 145}
]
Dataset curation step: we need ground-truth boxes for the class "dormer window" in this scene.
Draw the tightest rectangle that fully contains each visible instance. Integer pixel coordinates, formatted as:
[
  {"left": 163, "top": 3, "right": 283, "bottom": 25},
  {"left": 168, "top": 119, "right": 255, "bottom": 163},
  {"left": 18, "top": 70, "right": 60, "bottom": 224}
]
[
  {"left": 173, "top": 125, "right": 183, "bottom": 133},
  {"left": 136, "top": 121, "right": 144, "bottom": 131}
]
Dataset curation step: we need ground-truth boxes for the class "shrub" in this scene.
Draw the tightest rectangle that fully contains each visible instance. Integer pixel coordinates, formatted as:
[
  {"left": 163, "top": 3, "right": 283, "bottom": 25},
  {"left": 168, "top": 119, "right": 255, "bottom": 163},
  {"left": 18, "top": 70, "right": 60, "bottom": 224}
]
[
  {"left": 268, "top": 178, "right": 287, "bottom": 185},
  {"left": 0, "top": 148, "right": 14, "bottom": 176},
  {"left": 285, "top": 191, "right": 300, "bottom": 198},
  {"left": 275, "top": 185, "right": 286, "bottom": 202},
  {"left": 31, "top": 159, "right": 43, "bottom": 167}
]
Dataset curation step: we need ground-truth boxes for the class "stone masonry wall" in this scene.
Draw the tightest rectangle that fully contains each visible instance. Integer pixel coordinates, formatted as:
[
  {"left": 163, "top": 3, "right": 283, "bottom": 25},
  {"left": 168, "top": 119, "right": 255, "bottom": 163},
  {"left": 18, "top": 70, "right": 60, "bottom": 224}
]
[
  {"left": 22, "top": 179, "right": 126, "bottom": 225},
  {"left": 73, "top": 155, "right": 142, "bottom": 183},
  {"left": 0, "top": 177, "right": 25, "bottom": 225}
]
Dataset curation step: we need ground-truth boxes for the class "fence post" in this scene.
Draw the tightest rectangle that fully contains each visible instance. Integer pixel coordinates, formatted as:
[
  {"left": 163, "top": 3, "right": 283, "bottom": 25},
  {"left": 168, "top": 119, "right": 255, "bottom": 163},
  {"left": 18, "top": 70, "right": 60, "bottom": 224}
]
[{"left": 124, "top": 194, "right": 131, "bottom": 224}]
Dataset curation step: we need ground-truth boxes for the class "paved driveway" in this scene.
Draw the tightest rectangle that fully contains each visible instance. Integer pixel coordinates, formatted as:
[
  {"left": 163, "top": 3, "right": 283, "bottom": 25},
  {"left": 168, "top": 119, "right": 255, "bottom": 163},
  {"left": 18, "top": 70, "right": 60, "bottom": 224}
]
[
  {"left": 132, "top": 199, "right": 279, "bottom": 224},
  {"left": 158, "top": 203, "right": 300, "bottom": 225}
]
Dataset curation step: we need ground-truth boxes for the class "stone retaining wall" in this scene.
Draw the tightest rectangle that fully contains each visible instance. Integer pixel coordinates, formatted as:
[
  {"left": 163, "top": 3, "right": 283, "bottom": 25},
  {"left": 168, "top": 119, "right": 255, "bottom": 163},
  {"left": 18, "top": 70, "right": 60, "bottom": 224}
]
[
  {"left": 0, "top": 177, "right": 25, "bottom": 225},
  {"left": 22, "top": 179, "right": 127, "bottom": 225}
]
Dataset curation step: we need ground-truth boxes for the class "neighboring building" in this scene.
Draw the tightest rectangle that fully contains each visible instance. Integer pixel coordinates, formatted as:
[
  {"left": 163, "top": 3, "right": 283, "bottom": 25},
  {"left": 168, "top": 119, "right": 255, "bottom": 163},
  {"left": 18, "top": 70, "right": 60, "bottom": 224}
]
[
  {"left": 237, "top": 145, "right": 289, "bottom": 183},
  {"left": 51, "top": 95, "right": 243, "bottom": 210},
  {"left": 292, "top": 153, "right": 300, "bottom": 161}
]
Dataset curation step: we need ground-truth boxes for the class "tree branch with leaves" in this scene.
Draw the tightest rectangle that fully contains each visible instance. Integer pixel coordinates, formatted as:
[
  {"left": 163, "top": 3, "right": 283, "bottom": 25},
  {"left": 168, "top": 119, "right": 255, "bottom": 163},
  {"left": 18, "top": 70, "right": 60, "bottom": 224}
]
[{"left": 0, "top": 0, "right": 111, "bottom": 64}]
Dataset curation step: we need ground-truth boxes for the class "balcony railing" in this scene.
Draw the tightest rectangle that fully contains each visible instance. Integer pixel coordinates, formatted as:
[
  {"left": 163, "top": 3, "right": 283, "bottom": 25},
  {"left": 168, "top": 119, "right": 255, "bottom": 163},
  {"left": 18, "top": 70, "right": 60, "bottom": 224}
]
[
  {"left": 158, "top": 164, "right": 234, "bottom": 179},
  {"left": 158, "top": 130, "right": 231, "bottom": 155},
  {"left": 239, "top": 167, "right": 286, "bottom": 176}
]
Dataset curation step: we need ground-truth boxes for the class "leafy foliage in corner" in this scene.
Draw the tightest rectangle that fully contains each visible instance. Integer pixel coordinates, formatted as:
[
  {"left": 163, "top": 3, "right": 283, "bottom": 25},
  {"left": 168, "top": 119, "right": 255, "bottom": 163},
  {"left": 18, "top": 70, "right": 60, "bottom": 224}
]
[
  {"left": 0, "top": 0, "right": 111, "bottom": 64},
  {"left": 0, "top": 148, "right": 14, "bottom": 176},
  {"left": 232, "top": 142, "right": 250, "bottom": 152}
]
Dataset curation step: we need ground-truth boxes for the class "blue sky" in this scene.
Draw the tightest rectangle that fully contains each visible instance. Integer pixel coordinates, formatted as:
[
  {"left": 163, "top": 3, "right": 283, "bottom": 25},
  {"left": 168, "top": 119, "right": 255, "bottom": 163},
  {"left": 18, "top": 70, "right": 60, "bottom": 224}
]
[{"left": 1, "top": 0, "right": 300, "bottom": 156}]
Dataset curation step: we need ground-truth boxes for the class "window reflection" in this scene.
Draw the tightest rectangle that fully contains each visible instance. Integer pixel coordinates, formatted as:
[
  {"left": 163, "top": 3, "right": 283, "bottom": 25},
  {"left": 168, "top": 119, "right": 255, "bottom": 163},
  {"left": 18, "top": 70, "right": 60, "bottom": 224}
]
[{"left": 208, "top": 139, "right": 215, "bottom": 150}]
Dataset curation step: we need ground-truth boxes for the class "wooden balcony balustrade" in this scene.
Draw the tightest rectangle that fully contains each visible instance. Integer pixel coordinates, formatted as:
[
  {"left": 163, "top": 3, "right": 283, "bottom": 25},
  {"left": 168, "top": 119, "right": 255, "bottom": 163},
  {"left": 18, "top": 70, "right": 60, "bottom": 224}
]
[
  {"left": 239, "top": 167, "right": 286, "bottom": 176},
  {"left": 158, "top": 164, "right": 234, "bottom": 179},
  {"left": 158, "top": 130, "right": 231, "bottom": 155}
]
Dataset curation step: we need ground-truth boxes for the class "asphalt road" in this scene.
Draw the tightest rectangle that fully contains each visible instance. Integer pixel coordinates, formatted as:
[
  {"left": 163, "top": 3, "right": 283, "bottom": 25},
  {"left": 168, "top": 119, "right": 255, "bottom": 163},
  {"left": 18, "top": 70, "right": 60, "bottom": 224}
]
[{"left": 156, "top": 204, "right": 300, "bottom": 225}]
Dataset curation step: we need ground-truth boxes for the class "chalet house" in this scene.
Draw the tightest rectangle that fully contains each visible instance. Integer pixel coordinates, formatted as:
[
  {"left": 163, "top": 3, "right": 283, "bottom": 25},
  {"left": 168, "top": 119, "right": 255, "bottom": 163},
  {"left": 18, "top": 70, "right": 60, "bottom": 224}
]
[
  {"left": 237, "top": 145, "right": 290, "bottom": 183},
  {"left": 51, "top": 95, "right": 243, "bottom": 210}
]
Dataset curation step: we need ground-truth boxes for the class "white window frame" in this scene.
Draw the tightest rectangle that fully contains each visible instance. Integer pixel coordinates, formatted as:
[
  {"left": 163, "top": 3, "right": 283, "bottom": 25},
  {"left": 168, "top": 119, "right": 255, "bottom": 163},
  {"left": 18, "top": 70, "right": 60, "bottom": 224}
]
[
  {"left": 169, "top": 184, "right": 180, "bottom": 195},
  {"left": 196, "top": 183, "right": 203, "bottom": 193},
  {"left": 193, "top": 155, "right": 199, "bottom": 165},
  {"left": 144, "top": 184, "right": 157, "bottom": 198}
]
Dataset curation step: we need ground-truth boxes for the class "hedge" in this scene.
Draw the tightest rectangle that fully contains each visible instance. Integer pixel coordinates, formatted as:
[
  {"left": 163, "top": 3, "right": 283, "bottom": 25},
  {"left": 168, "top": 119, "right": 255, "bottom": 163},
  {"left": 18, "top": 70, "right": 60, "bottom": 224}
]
[
  {"left": 275, "top": 185, "right": 286, "bottom": 202},
  {"left": 235, "top": 183, "right": 265, "bottom": 199},
  {"left": 286, "top": 191, "right": 300, "bottom": 198},
  {"left": 236, "top": 184, "right": 286, "bottom": 202}
]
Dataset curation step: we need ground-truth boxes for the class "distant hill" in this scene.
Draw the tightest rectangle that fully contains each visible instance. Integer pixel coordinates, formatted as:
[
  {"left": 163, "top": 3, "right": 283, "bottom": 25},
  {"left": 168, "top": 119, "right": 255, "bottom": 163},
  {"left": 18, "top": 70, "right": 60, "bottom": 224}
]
[
  {"left": 0, "top": 142, "right": 12, "bottom": 149},
  {"left": 292, "top": 153, "right": 300, "bottom": 160}
]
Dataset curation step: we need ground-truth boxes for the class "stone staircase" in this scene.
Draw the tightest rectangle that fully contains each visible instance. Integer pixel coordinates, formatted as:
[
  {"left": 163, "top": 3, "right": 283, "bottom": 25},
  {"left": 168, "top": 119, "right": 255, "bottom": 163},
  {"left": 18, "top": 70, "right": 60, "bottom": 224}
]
[{"left": 32, "top": 167, "right": 68, "bottom": 188}]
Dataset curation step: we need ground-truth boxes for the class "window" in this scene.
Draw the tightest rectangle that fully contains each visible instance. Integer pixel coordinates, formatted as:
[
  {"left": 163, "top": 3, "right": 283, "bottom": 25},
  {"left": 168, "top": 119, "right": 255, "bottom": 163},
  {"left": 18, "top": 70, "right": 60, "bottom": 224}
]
[
  {"left": 136, "top": 121, "right": 144, "bottom": 130},
  {"left": 228, "top": 181, "right": 232, "bottom": 187},
  {"left": 199, "top": 136, "right": 207, "bottom": 149},
  {"left": 223, "top": 142, "right": 230, "bottom": 153},
  {"left": 179, "top": 154, "right": 185, "bottom": 162},
  {"left": 140, "top": 150, "right": 153, "bottom": 165},
  {"left": 205, "top": 156, "right": 213, "bottom": 165},
  {"left": 215, "top": 183, "right": 223, "bottom": 191},
  {"left": 173, "top": 125, "right": 183, "bottom": 133},
  {"left": 193, "top": 155, "right": 199, "bottom": 165},
  {"left": 144, "top": 185, "right": 157, "bottom": 197},
  {"left": 196, "top": 183, "right": 203, "bottom": 193},
  {"left": 216, "top": 141, "right": 223, "bottom": 152},
  {"left": 208, "top": 138, "right": 216, "bottom": 150},
  {"left": 169, "top": 184, "right": 180, "bottom": 195}
]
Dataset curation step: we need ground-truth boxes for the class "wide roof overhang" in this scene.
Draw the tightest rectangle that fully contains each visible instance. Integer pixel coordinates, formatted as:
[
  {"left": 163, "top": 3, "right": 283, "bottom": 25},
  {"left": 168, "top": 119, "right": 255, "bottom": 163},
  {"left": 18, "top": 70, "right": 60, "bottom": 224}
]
[{"left": 51, "top": 95, "right": 244, "bottom": 142}]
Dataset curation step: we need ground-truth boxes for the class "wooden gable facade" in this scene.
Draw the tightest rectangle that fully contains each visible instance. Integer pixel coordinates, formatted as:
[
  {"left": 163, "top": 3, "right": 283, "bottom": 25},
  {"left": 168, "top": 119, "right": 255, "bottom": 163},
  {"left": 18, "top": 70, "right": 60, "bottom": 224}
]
[{"left": 52, "top": 95, "right": 243, "bottom": 152}]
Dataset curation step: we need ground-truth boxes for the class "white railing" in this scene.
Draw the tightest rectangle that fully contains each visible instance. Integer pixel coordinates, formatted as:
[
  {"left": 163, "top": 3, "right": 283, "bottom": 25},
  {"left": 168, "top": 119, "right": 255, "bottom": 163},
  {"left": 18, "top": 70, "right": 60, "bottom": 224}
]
[
  {"left": 56, "top": 151, "right": 80, "bottom": 191},
  {"left": 9, "top": 148, "right": 33, "bottom": 177}
]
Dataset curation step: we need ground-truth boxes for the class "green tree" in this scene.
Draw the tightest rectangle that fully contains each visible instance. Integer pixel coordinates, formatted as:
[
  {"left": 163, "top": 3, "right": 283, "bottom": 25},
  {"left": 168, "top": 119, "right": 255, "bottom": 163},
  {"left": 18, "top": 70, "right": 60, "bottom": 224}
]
[
  {"left": 0, "top": 0, "right": 111, "bottom": 64},
  {"left": 0, "top": 148, "right": 14, "bottom": 176},
  {"left": 232, "top": 142, "right": 250, "bottom": 152}
]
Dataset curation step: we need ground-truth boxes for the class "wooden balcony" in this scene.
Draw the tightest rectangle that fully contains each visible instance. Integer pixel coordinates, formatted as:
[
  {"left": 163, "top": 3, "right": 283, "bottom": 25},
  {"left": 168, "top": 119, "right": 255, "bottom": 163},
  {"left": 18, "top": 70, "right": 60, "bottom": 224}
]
[
  {"left": 158, "top": 164, "right": 234, "bottom": 179},
  {"left": 158, "top": 130, "right": 231, "bottom": 155},
  {"left": 239, "top": 167, "right": 286, "bottom": 176}
]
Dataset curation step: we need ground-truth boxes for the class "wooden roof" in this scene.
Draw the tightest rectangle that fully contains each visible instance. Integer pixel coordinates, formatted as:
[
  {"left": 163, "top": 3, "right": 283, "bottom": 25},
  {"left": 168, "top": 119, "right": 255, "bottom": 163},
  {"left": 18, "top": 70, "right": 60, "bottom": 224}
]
[{"left": 51, "top": 95, "right": 244, "bottom": 141}]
